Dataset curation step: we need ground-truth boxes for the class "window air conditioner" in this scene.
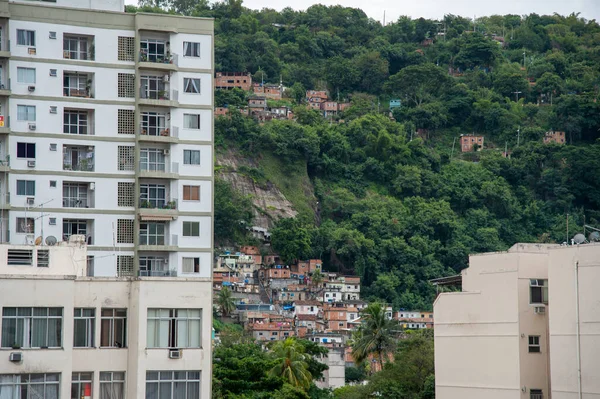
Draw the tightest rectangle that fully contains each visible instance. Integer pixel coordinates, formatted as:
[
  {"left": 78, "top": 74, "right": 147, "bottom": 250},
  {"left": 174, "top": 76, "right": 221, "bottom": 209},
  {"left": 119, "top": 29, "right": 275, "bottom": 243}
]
[
  {"left": 28, "top": 123, "right": 36, "bottom": 131},
  {"left": 28, "top": 47, "right": 36, "bottom": 55},
  {"left": 163, "top": 75, "right": 170, "bottom": 83},
  {"left": 49, "top": 218, "right": 56, "bottom": 226},
  {"left": 28, "top": 86, "right": 35, "bottom": 92},
  {"left": 26, "top": 197, "right": 35, "bottom": 205},
  {"left": 163, "top": 149, "right": 170, "bottom": 156},
  {"left": 534, "top": 306, "right": 546, "bottom": 315},
  {"left": 168, "top": 349, "right": 182, "bottom": 359},
  {"left": 49, "top": 32, "right": 57, "bottom": 40},
  {"left": 49, "top": 106, "right": 57, "bottom": 114},
  {"left": 27, "top": 160, "right": 36, "bottom": 168},
  {"left": 9, "top": 353, "right": 22, "bottom": 362}
]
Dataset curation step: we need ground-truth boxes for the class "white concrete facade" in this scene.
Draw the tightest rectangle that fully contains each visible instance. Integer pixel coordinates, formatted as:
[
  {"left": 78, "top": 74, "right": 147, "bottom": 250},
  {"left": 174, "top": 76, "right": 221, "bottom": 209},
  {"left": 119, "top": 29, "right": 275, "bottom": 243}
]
[
  {"left": 0, "top": 242, "right": 212, "bottom": 398},
  {"left": 434, "top": 243, "right": 600, "bottom": 399},
  {"left": 0, "top": 1, "right": 214, "bottom": 398}
]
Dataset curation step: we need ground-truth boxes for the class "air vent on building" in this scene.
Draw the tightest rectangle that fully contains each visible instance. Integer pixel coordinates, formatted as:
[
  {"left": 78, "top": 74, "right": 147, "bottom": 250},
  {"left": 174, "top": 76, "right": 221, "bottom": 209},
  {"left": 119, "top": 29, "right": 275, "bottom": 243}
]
[
  {"left": 168, "top": 349, "right": 182, "bottom": 359},
  {"left": 49, "top": 69, "right": 57, "bottom": 77},
  {"left": 27, "top": 160, "right": 36, "bottom": 168},
  {"left": 49, "top": 32, "right": 57, "bottom": 39},
  {"left": 49, "top": 143, "right": 57, "bottom": 151},
  {"left": 49, "top": 180, "right": 57, "bottom": 188},
  {"left": 49, "top": 106, "right": 57, "bottom": 114},
  {"left": 28, "top": 86, "right": 35, "bottom": 92},
  {"left": 9, "top": 353, "right": 22, "bottom": 363},
  {"left": 26, "top": 197, "right": 35, "bottom": 206},
  {"left": 163, "top": 149, "right": 170, "bottom": 156},
  {"left": 28, "top": 123, "right": 36, "bottom": 131}
]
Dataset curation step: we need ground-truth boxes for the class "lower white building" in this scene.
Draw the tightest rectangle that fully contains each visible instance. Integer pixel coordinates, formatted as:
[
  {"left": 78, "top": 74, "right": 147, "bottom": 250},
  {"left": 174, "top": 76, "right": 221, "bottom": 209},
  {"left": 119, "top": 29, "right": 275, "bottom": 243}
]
[
  {"left": 0, "top": 240, "right": 212, "bottom": 398},
  {"left": 316, "top": 344, "right": 345, "bottom": 390}
]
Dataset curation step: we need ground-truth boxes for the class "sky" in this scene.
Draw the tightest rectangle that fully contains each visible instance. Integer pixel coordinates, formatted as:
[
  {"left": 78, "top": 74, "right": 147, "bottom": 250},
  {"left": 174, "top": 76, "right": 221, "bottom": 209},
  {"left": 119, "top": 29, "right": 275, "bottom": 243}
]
[{"left": 125, "top": 0, "right": 600, "bottom": 22}]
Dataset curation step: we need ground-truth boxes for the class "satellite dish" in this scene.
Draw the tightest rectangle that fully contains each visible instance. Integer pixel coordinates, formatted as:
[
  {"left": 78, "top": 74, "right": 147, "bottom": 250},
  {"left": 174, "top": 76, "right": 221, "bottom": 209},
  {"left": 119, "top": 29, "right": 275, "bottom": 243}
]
[
  {"left": 34, "top": 236, "right": 43, "bottom": 245},
  {"left": 589, "top": 231, "right": 600, "bottom": 242},
  {"left": 572, "top": 233, "right": 586, "bottom": 245},
  {"left": 45, "top": 236, "right": 57, "bottom": 246}
]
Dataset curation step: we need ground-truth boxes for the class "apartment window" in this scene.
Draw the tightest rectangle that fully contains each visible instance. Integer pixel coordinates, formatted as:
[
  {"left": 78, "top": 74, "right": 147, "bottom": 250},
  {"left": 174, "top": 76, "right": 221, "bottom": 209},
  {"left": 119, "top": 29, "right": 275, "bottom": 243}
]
[
  {"left": 7, "top": 249, "right": 33, "bottom": 265},
  {"left": 146, "top": 309, "right": 201, "bottom": 348},
  {"left": 140, "top": 222, "right": 166, "bottom": 245},
  {"left": 63, "top": 219, "right": 88, "bottom": 241},
  {"left": 16, "top": 180, "right": 35, "bottom": 196},
  {"left": 63, "top": 35, "right": 90, "bottom": 60},
  {"left": 0, "top": 374, "right": 60, "bottom": 398},
  {"left": 140, "top": 39, "right": 166, "bottom": 62},
  {"left": 117, "top": 182, "right": 135, "bottom": 207},
  {"left": 183, "top": 78, "right": 200, "bottom": 94},
  {"left": 37, "top": 249, "right": 49, "bottom": 267},
  {"left": 118, "top": 109, "right": 135, "bottom": 134},
  {"left": 118, "top": 146, "right": 135, "bottom": 171},
  {"left": 100, "top": 372, "right": 125, "bottom": 399},
  {"left": 118, "top": 36, "right": 135, "bottom": 61},
  {"left": 1, "top": 307, "right": 63, "bottom": 348},
  {"left": 182, "top": 257, "right": 200, "bottom": 273},
  {"left": 63, "top": 72, "right": 89, "bottom": 97},
  {"left": 63, "top": 182, "right": 89, "bottom": 208},
  {"left": 183, "top": 150, "right": 200, "bottom": 165},
  {"left": 16, "top": 218, "right": 34, "bottom": 234},
  {"left": 117, "top": 73, "right": 135, "bottom": 98},
  {"left": 17, "top": 105, "right": 36, "bottom": 121},
  {"left": 71, "top": 372, "right": 93, "bottom": 399},
  {"left": 140, "top": 75, "right": 164, "bottom": 100},
  {"left": 17, "top": 67, "right": 36, "bottom": 84},
  {"left": 87, "top": 256, "right": 95, "bottom": 276},
  {"left": 64, "top": 110, "right": 88, "bottom": 134},
  {"left": 139, "top": 256, "right": 170, "bottom": 277},
  {"left": 116, "top": 219, "right": 134, "bottom": 243},
  {"left": 530, "top": 279, "right": 548, "bottom": 304},
  {"left": 183, "top": 113, "right": 200, "bottom": 129},
  {"left": 140, "top": 183, "right": 166, "bottom": 208},
  {"left": 530, "top": 389, "right": 543, "bottom": 399},
  {"left": 140, "top": 148, "right": 166, "bottom": 172},
  {"left": 100, "top": 308, "right": 127, "bottom": 348},
  {"left": 17, "top": 29, "right": 35, "bottom": 46},
  {"left": 528, "top": 336, "right": 540, "bottom": 353},
  {"left": 146, "top": 371, "right": 200, "bottom": 399},
  {"left": 73, "top": 308, "right": 95, "bottom": 348},
  {"left": 183, "top": 41, "right": 200, "bottom": 57},
  {"left": 183, "top": 185, "right": 200, "bottom": 201},
  {"left": 117, "top": 255, "right": 134, "bottom": 277},
  {"left": 141, "top": 111, "right": 166, "bottom": 136},
  {"left": 183, "top": 221, "right": 200, "bottom": 237},
  {"left": 17, "top": 142, "right": 36, "bottom": 158}
]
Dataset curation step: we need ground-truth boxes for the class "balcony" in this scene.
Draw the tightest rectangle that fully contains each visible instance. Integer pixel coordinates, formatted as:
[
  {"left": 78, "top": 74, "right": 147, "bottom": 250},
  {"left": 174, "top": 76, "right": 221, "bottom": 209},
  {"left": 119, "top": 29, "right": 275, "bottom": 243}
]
[
  {"left": 0, "top": 159, "right": 9, "bottom": 172},
  {"left": 63, "top": 34, "right": 95, "bottom": 61},
  {"left": 139, "top": 125, "right": 178, "bottom": 143},
  {"left": 62, "top": 182, "right": 95, "bottom": 208},
  {"left": 139, "top": 161, "right": 179, "bottom": 179},
  {"left": 138, "top": 197, "right": 177, "bottom": 220},
  {"left": 138, "top": 233, "right": 179, "bottom": 252},
  {"left": 139, "top": 49, "right": 178, "bottom": 71},
  {"left": 63, "top": 146, "right": 95, "bottom": 172},
  {"left": 139, "top": 256, "right": 177, "bottom": 277},
  {"left": 139, "top": 77, "right": 178, "bottom": 107},
  {"left": 63, "top": 72, "right": 94, "bottom": 98},
  {"left": 63, "top": 219, "right": 94, "bottom": 245},
  {"left": 0, "top": 114, "right": 8, "bottom": 134},
  {"left": 0, "top": 79, "right": 10, "bottom": 96},
  {"left": 0, "top": 193, "right": 10, "bottom": 210}
]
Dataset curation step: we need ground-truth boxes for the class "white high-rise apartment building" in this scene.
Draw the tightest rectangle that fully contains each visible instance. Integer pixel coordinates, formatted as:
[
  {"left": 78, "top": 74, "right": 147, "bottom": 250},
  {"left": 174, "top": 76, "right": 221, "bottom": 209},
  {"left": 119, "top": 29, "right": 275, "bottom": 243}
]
[{"left": 0, "top": 0, "right": 214, "bottom": 397}]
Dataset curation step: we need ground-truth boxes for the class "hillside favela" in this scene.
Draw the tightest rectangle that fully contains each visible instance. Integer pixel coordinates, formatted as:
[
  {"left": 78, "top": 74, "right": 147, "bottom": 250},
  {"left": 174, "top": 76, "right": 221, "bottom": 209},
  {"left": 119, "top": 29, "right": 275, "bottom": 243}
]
[{"left": 0, "top": 0, "right": 598, "bottom": 398}]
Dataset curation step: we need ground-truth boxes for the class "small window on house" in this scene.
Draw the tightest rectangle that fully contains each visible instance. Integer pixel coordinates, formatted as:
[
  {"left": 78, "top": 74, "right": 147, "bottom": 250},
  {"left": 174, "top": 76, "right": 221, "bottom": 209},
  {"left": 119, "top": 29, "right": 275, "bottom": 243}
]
[
  {"left": 37, "top": 249, "right": 50, "bottom": 267},
  {"left": 17, "top": 105, "right": 36, "bottom": 122},
  {"left": 16, "top": 180, "right": 35, "bottom": 196},
  {"left": 183, "top": 185, "right": 200, "bottom": 201},
  {"left": 530, "top": 279, "right": 548, "bottom": 304},
  {"left": 8, "top": 249, "right": 33, "bottom": 265},
  {"left": 16, "top": 218, "right": 34, "bottom": 234},
  {"left": 183, "top": 150, "right": 200, "bottom": 165},
  {"left": 530, "top": 389, "right": 543, "bottom": 399},
  {"left": 528, "top": 336, "right": 540, "bottom": 353},
  {"left": 183, "top": 221, "right": 200, "bottom": 237},
  {"left": 184, "top": 113, "right": 201, "bottom": 129},
  {"left": 17, "top": 142, "right": 36, "bottom": 158},
  {"left": 183, "top": 78, "right": 200, "bottom": 94},
  {"left": 118, "top": 36, "right": 135, "bottom": 61},
  {"left": 182, "top": 257, "right": 200, "bottom": 273},
  {"left": 116, "top": 219, "right": 134, "bottom": 244},
  {"left": 183, "top": 42, "right": 200, "bottom": 57},
  {"left": 17, "top": 29, "right": 35, "bottom": 46},
  {"left": 17, "top": 67, "right": 36, "bottom": 84}
]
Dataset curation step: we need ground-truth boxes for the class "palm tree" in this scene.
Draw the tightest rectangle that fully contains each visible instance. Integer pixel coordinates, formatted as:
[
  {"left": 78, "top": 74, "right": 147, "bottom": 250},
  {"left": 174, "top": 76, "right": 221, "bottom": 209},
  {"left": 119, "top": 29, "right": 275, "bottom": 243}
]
[
  {"left": 216, "top": 287, "right": 236, "bottom": 317},
  {"left": 268, "top": 338, "right": 312, "bottom": 389},
  {"left": 310, "top": 269, "right": 324, "bottom": 288},
  {"left": 351, "top": 302, "right": 398, "bottom": 371}
]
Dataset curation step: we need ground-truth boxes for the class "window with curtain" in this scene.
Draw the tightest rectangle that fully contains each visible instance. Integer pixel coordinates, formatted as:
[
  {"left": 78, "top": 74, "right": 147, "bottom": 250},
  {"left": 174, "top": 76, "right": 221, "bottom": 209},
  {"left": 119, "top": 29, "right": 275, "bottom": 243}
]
[
  {"left": 100, "top": 372, "right": 125, "bottom": 399},
  {"left": 73, "top": 308, "right": 95, "bottom": 348},
  {"left": 183, "top": 114, "right": 200, "bottom": 129},
  {"left": 17, "top": 67, "right": 36, "bottom": 84},
  {"left": 183, "top": 42, "right": 200, "bottom": 57},
  {"left": 0, "top": 374, "right": 60, "bottom": 399},
  {"left": 100, "top": 308, "right": 127, "bottom": 348},
  {"left": 183, "top": 78, "right": 200, "bottom": 94},
  {"left": 1, "top": 307, "right": 62, "bottom": 348},
  {"left": 16, "top": 180, "right": 35, "bottom": 196},
  {"left": 146, "top": 309, "right": 201, "bottom": 348},
  {"left": 183, "top": 150, "right": 200, "bottom": 165},
  {"left": 16, "top": 29, "right": 35, "bottom": 46},
  {"left": 17, "top": 105, "right": 36, "bottom": 121},
  {"left": 140, "top": 111, "right": 166, "bottom": 136},
  {"left": 71, "top": 372, "right": 93, "bottom": 399},
  {"left": 146, "top": 371, "right": 200, "bottom": 399}
]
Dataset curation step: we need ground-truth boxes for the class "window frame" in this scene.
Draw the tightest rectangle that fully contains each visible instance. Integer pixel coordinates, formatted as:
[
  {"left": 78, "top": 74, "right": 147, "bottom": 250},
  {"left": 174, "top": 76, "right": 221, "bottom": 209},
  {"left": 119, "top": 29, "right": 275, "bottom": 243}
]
[
  {"left": 0, "top": 373, "right": 60, "bottom": 398},
  {"left": 63, "top": 109, "right": 89, "bottom": 135},
  {"left": 17, "top": 105, "right": 36, "bottom": 122},
  {"left": 530, "top": 279, "right": 548, "bottom": 305},
  {"left": 16, "top": 180, "right": 35, "bottom": 196},
  {"left": 73, "top": 308, "right": 95, "bottom": 348},
  {"left": 146, "top": 309, "right": 202, "bottom": 349},
  {"left": 15, "top": 217, "right": 34, "bottom": 234},
  {"left": 100, "top": 372, "right": 125, "bottom": 398},
  {"left": 140, "top": 148, "right": 166, "bottom": 172},
  {"left": 145, "top": 371, "right": 201, "bottom": 399},
  {"left": 63, "top": 35, "right": 90, "bottom": 60},
  {"left": 183, "top": 41, "right": 200, "bottom": 57},
  {"left": 183, "top": 185, "right": 200, "bottom": 201},
  {"left": 140, "top": 75, "right": 164, "bottom": 100},
  {"left": 183, "top": 149, "right": 200, "bottom": 165},
  {"left": 62, "top": 182, "right": 89, "bottom": 208},
  {"left": 16, "top": 29, "right": 35, "bottom": 47},
  {"left": 182, "top": 221, "right": 200, "bottom": 237},
  {"left": 140, "top": 222, "right": 166, "bottom": 245},
  {"left": 71, "top": 372, "right": 93, "bottom": 399},
  {"left": 140, "top": 183, "right": 167, "bottom": 208},
  {"left": 182, "top": 257, "right": 200, "bottom": 273},
  {"left": 528, "top": 335, "right": 541, "bottom": 353},
  {"left": 100, "top": 308, "right": 127, "bottom": 348},
  {"left": 0, "top": 307, "right": 63, "bottom": 348},
  {"left": 183, "top": 113, "right": 201, "bottom": 129},
  {"left": 183, "top": 78, "right": 201, "bottom": 94},
  {"left": 17, "top": 142, "right": 36, "bottom": 158},
  {"left": 140, "top": 39, "right": 166, "bottom": 62},
  {"left": 16, "top": 67, "right": 36, "bottom": 84},
  {"left": 140, "top": 111, "right": 167, "bottom": 136}
]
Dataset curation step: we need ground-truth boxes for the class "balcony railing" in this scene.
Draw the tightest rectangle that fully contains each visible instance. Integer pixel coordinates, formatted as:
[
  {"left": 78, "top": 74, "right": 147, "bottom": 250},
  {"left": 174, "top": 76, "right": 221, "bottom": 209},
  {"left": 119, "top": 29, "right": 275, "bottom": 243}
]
[
  {"left": 64, "top": 88, "right": 91, "bottom": 98},
  {"left": 62, "top": 198, "right": 90, "bottom": 208},
  {"left": 140, "top": 126, "right": 171, "bottom": 137},
  {"left": 139, "top": 234, "right": 178, "bottom": 247},
  {"left": 139, "top": 269, "right": 178, "bottom": 277},
  {"left": 139, "top": 50, "right": 176, "bottom": 65},
  {"left": 139, "top": 198, "right": 177, "bottom": 210},
  {"left": 139, "top": 161, "right": 179, "bottom": 175},
  {"left": 63, "top": 159, "right": 94, "bottom": 172}
]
